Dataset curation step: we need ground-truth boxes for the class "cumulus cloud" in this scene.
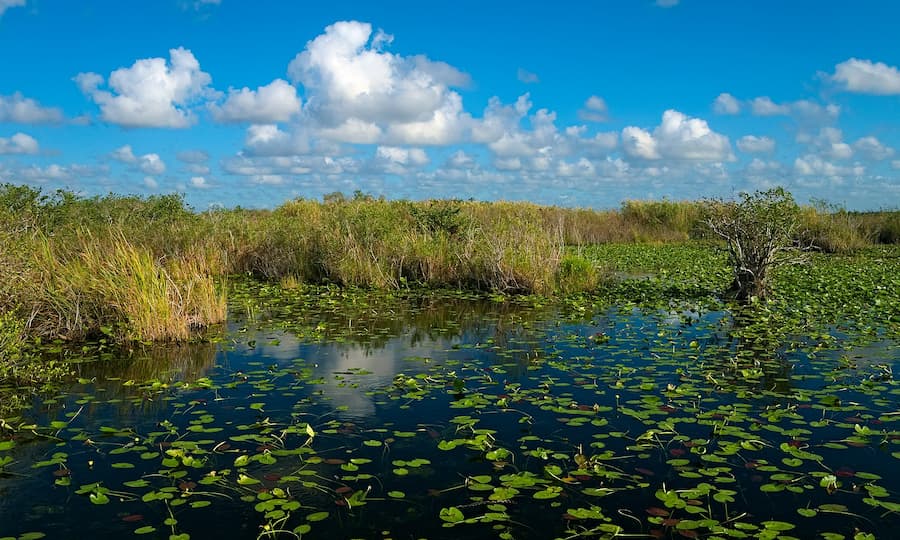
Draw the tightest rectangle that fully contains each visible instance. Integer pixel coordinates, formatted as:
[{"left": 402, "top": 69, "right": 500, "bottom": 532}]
[
  {"left": 791, "top": 100, "right": 840, "bottom": 124},
  {"left": 622, "top": 110, "right": 732, "bottom": 161},
  {"left": 750, "top": 96, "right": 790, "bottom": 116},
  {"left": 854, "top": 136, "right": 894, "bottom": 160},
  {"left": 517, "top": 68, "right": 540, "bottom": 84},
  {"left": 831, "top": 58, "right": 900, "bottom": 95},
  {"left": 621, "top": 126, "right": 660, "bottom": 160},
  {"left": 371, "top": 145, "right": 429, "bottom": 174},
  {"left": 0, "top": 92, "right": 64, "bottom": 123},
  {"left": 76, "top": 47, "right": 213, "bottom": 128},
  {"left": 0, "top": 0, "right": 25, "bottom": 18},
  {"left": 242, "top": 124, "right": 315, "bottom": 156},
  {"left": 375, "top": 145, "right": 428, "bottom": 166},
  {"left": 794, "top": 154, "right": 864, "bottom": 178},
  {"left": 139, "top": 154, "right": 166, "bottom": 175},
  {"left": 0, "top": 132, "right": 38, "bottom": 154},
  {"left": 287, "top": 21, "right": 470, "bottom": 145},
  {"left": 737, "top": 135, "right": 775, "bottom": 153},
  {"left": 713, "top": 93, "right": 741, "bottom": 115},
  {"left": 250, "top": 174, "right": 286, "bottom": 185},
  {"left": 176, "top": 149, "right": 209, "bottom": 163},
  {"left": 445, "top": 150, "right": 477, "bottom": 169},
  {"left": 810, "top": 128, "right": 853, "bottom": 160},
  {"left": 749, "top": 97, "right": 839, "bottom": 127},
  {"left": 222, "top": 154, "right": 361, "bottom": 179},
  {"left": 110, "top": 144, "right": 166, "bottom": 174},
  {"left": 110, "top": 145, "right": 137, "bottom": 163},
  {"left": 210, "top": 79, "right": 301, "bottom": 123},
  {"left": 578, "top": 95, "right": 608, "bottom": 122},
  {"left": 6, "top": 162, "right": 108, "bottom": 184},
  {"left": 469, "top": 94, "right": 614, "bottom": 172},
  {"left": 190, "top": 176, "right": 212, "bottom": 188}
]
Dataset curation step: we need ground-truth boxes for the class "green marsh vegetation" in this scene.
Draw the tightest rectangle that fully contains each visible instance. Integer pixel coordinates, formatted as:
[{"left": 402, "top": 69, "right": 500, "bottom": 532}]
[{"left": 0, "top": 184, "right": 899, "bottom": 539}]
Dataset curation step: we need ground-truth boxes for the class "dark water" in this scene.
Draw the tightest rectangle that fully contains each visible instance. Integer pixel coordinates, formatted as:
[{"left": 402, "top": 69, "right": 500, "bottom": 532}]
[{"left": 1, "top": 291, "right": 898, "bottom": 540}]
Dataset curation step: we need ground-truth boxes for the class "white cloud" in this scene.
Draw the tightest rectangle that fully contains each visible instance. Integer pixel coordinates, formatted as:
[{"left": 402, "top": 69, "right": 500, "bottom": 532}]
[
  {"left": 251, "top": 174, "right": 286, "bottom": 185},
  {"left": 18, "top": 164, "right": 70, "bottom": 181},
  {"left": 747, "top": 158, "right": 783, "bottom": 174},
  {"left": 0, "top": 0, "right": 25, "bottom": 18},
  {"left": 190, "top": 176, "right": 211, "bottom": 188},
  {"left": 446, "top": 150, "right": 477, "bottom": 169},
  {"left": 791, "top": 100, "right": 840, "bottom": 124},
  {"left": 372, "top": 146, "right": 429, "bottom": 173},
  {"left": 110, "top": 144, "right": 166, "bottom": 174},
  {"left": 210, "top": 79, "right": 301, "bottom": 123},
  {"left": 472, "top": 94, "right": 531, "bottom": 144},
  {"left": 794, "top": 154, "right": 863, "bottom": 177},
  {"left": 853, "top": 136, "right": 894, "bottom": 160},
  {"left": 737, "top": 135, "right": 775, "bottom": 153},
  {"left": 242, "top": 124, "right": 315, "bottom": 156},
  {"left": 622, "top": 110, "right": 732, "bottom": 161},
  {"left": 0, "top": 162, "right": 109, "bottom": 185},
  {"left": 375, "top": 146, "right": 429, "bottom": 166},
  {"left": 578, "top": 95, "right": 608, "bottom": 122},
  {"left": 494, "top": 157, "right": 522, "bottom": 171},
  {"left": 287, "top": 21, "right": 470, "bottom": 145},
  {"left": 566, "top": 126, "right": 618, "bottom": 156},
  {"left": 622, "top": 126, "right": 660, "bottom": 159},
  {"left": 144, "top": 176, "right": 159, "bottom": 189},
  {"left": 832, "top": 58, "right": 900, "bottom": 95},
  {"left": 750, "top": 96, "right": 790, "bottom": 116},
  {"left": 0, "top": 132, "right": 38, "bottom": 154},
  {"left": 185, "top": 164, "right": 210, "bottom": 175},
  {"left": 317, "top": 118, "right": 382, "bottom": 144},
  {"left": 892, "top": 160, "right": 900, "bottom": 170},
  {"left": 556, "top": 157, "right": 595, "bottom": 178},
  {"left": 468, "top": 95, "right": 616, "bottom": 171},
  {"left": 222, "top": 154, "right": 361, "bottom": 178},
  {"left": 76, "top": 47, "right": 213, "bottom": 128},
  {"left": 811, "top": 128, "right": 853, "bottom": 160},
  {"left": 140, "top": 154, "right": 166, "bottom": 175},
  {"left": 0, "top": 92, "right": 64, "bottom": 123},
  {"left": 110, "top": 144, "right": 137, "bottom": 163},
  {"left": 713, "top": 93, "right": 741, "bottom": 115},
  {"left": 749, "top": 97, "right": 839, "bottom": 128},
  {"left": 176, "top": 149, "right": 209, "bottom": 163},
  {"left": 517, "top": 68, "right": 539, "bottom": 84}
]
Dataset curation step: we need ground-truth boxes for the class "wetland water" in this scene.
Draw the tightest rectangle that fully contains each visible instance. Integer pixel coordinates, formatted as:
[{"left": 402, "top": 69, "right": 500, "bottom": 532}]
[{"left": 1, "top": 284, "right": 898, "bottom": 540}]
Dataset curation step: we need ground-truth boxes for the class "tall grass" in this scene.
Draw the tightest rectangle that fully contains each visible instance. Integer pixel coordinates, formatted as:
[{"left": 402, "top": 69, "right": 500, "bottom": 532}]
[
  {"left": 2, "top": 184, "right": 899, "bottom": 347},
  {"left": 213, "top": 198, "right": 566, "bottom": 293},
  {"left": 0, "top": 229, "right": 225, "bottom": 343}
]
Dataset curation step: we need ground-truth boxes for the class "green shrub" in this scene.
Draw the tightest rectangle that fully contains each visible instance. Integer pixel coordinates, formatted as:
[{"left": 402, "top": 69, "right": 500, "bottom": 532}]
[
  {"left": 704, "top": 187, "right": 805, "bottom": 302},
  {"left": 556, "top": 254, "right": 603, "bottom": 294},
  {"left": 0, "top": 311, "right": 24, "bottom": 362}
]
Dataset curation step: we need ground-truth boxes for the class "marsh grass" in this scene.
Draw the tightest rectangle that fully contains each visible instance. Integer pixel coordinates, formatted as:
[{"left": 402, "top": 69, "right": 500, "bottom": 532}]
[
  {"left": 1, "top": 184, "right": 899, "bottom": 347},
  {"left": 0, "top": 230, "right": 225, "bottom": 343}
]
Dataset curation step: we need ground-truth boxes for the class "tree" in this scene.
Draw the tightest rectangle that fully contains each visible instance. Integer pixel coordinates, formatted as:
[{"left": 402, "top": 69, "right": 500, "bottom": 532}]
[{"left": 704, "top": 187, "right": 805, "bottom": 302}]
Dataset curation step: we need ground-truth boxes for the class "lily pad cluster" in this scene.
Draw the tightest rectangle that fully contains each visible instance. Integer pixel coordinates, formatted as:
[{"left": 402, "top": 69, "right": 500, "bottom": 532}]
[{"left": 1, "top": 245, "right": 898, "bottom": 539}]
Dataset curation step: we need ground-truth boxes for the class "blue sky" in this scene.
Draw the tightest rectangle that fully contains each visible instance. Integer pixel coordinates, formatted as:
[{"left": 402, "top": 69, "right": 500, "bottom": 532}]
[{"left": 1, "top": 0, "right": 899, "bottom": 209}]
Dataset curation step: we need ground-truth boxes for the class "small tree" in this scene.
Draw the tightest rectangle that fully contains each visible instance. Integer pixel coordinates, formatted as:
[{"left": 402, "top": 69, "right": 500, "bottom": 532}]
[{"left": 704, "top": 187, "right": 804, "bottom": 302}]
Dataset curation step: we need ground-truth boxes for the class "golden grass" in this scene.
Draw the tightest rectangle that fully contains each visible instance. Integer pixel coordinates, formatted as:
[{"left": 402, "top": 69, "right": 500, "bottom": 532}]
[
  {"left": 3, "top": 184, "right": 899, "bottom": 345},
  {"left": 2, "top": 231, "right": 225, "bottom": 342}
]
